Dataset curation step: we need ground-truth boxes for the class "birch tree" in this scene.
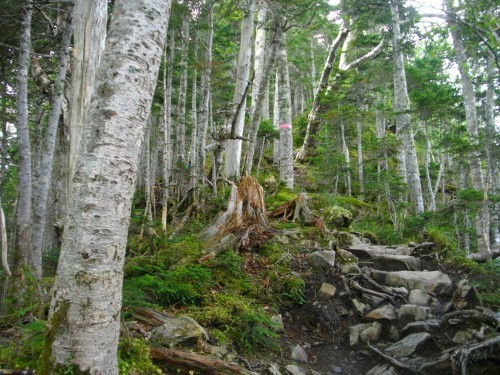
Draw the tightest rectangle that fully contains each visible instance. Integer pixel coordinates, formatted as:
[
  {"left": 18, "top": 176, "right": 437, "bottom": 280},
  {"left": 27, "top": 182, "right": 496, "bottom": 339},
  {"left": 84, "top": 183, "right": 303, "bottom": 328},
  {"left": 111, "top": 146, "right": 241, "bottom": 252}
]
[
  {"left": 13, "top": 0, "right": 33, "bottom": 275},
  {"left": 390, "top": 0, "right": 424, "bottom": 214},
  {"left": 42, "top": 0, "right": 171, "bottom": 373},
  {"left": 224, "top": 0, "right": 255, "bottom": 179}
]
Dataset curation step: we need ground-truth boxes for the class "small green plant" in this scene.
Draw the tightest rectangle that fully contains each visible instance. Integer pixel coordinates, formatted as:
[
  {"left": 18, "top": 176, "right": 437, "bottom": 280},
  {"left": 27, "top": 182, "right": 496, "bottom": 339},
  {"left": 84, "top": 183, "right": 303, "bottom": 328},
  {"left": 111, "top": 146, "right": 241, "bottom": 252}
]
[
  {"left": 281, "top": 275, "right": 306, "bottom": 305},
  {"left": 118, "top": 337, "right": 161, "bottom": 375}
]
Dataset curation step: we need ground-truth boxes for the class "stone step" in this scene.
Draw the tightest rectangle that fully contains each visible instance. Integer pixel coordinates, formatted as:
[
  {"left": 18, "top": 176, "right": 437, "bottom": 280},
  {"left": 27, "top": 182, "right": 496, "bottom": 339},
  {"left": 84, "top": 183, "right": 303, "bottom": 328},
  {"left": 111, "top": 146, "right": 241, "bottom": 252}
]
[{"left": 369, "top": 270, "right": 453, "bottom": 295}]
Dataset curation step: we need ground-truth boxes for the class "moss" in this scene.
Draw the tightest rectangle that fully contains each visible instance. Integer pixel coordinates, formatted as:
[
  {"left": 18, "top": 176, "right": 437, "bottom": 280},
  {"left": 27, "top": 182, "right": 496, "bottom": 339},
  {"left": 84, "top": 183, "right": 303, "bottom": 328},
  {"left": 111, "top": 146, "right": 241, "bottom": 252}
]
[
  {"left": 40, "top": 301, "right": 70, "bottom": 375},
  {"left": 118, "top": 337, "right": 161, "bottom": 374}
]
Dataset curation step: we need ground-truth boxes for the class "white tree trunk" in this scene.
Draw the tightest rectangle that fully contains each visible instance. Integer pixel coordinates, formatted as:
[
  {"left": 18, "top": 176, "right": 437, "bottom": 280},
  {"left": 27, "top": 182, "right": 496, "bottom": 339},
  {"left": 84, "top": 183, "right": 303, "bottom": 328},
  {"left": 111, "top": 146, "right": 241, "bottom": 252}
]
[
  {"left": 31, "top": 13, "right": 73, "bottom": 279},
  {"left": 14, "top": 0, "right": 33, "bottom": 273},
  {"left": 390, "top": 0, "right": 424, "bottom": 214},
  {"left": 446, "top": 0, "right": 489, "bottom": 258},
  {"left": 197, "top": 4, "right": 214, "bottom": 191},
  {"left": 276, "top": 20, "right": 294, "bottom": 189},
  {"left": 339, "top": 118, "right": 351, "bottom": 196},
  {"left": 162, "top": 30, "right": 175, "bottom": 233},
  {"left": 357, "top": 110, "right": 364, "bottom": 199},
  {"left": 43, "top": 1, "right": 170, "bottom": 373},
  {"left": 273, "top": 70, "right": 280, "bottom": 166},
  {"left": 177, "top": 16, "right": 190, "bottom": 166},
  {"left": 225, "top": 0, "right": 255, "bottom": 179},
  {"left": 68, "top": 0, "right": 107, "bottom": 194},
  {"left": 189, "top": 65, "right": 198, "bottom": 189}
]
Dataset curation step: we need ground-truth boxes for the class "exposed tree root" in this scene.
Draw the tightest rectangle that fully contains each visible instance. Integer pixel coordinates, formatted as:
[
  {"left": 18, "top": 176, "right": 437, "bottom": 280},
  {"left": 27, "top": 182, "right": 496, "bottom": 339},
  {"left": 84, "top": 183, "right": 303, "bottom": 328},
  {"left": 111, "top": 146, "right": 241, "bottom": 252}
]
[
  {"left": 269, "top": 193, "right": 326, "bottom": 235},
  {"left": 200, "top": 176, "right": 273, "bottom": 254},
  {"left": 349, "top": 279, "right": 395, "bottom": 304},
  {"left": 441, "top": 309, "right": 500, "bottom": 328},
  {"left": 150, "top": 347, "right": 256, "bottom": 375},
  {"left": 451, "top": 335, "right": 500, "bottom": 375},
  {"left": 366, "top": 340, "right": 419, "bottom": 373}
]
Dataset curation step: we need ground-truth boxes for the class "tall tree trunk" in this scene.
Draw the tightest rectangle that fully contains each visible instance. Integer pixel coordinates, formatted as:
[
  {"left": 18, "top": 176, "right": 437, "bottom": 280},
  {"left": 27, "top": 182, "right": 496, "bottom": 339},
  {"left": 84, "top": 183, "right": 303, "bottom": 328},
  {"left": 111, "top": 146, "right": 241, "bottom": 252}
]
[
  {"left": 189, "top": 65, "right": 198, "bottom": 190},
  {"left": 276, "top": 20, "right": 294, "bottom": 189},
  {"left": 446, "top": 0, "right": 489, "bottom": 258},
  {"left": 356, "top": 109, "right": 364, "bottom": 200},
  {"left": 31, "top": 12, "right": 73, "bottom": 279},
  {"left": 424, "top": 120, "right": 436, "bottom": 211},
  {"left": 242, "top": 1, "right": 277, "bottom": 175},
  {"left": 161, "top": 30, "right": 175, "bottom": 234},
  {"left": 273, "top": 70, "right": 280, "bottom": 166},
  {"left": 225, "top": 0, "right": 255, "bottom": 179},
  {"left": 67, "top": 0, "right": 107, "bottom": 200},
  {"left": 339, "top": 118, "right": 351, "bottom": 196},
  {"left": 42, "top": 1, "right": 170, "bottom": 373},
  {"left": 390, "top": 0, "right": 424, "bottom": 214},
  {"left": 484, "top": 54, "right": 498, "bottom": 249},
  {"left": 177, "top": 15, "right": 190, "bottom": 167},
  {"left": 14, "top": 0, "right": 33, "bottom": 274},
  {"left": 296, "top": 22, "right": 349, "bottom": 162}
]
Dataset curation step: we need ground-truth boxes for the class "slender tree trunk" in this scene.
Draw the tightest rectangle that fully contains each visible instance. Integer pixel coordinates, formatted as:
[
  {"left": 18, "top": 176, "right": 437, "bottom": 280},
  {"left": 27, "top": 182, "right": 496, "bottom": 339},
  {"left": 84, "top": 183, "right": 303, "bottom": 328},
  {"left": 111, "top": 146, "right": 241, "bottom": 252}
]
[
  {"left": 225, "top": 0, "right": 255, "bottom": 179},
  {"left": 189, "top": 65, "right": 198, "bottom": 190},
  {"left": 276, "top": 20, "right": 294, "bottom": 189},
  {"left": 31, "top": 12, "right": 73, "bottom": 279},
  {"left": 243, "top": 2, "right": 277, "bottom": 175},
  {"left": 390, "top": 0, "right": 424, "bottom": 214},
  {"left": 273, "top": 70, "right": 280, "bottom": 166},
  {"left": 197, "top": 3, "right": 214, "bottom": 192},
  {"left": 177, "top": 16, "right": 190, "bottom": 167},
  {"left": 296, "top": 22, "right": 349, "bottom": 162},
  {"left": 14, "top": 0, "right": 33, "bottom": 274},
  {"left": 356, "top": 110, "right": 364, "bottom": 200},
  {"left": 424, "top": 120, "right": 436, "bottom": 211},
  {"left": 42, "top": 1, "right": 170, "bottom": 373},
  {"left": 162, "top": 30, "right": 175, "bottom": 234},
  {"left": 446, "top": 0, "right": 489, "bottom": 258},
  {"left": 339, "top": 118, "right": 351, "bottom": 196}
]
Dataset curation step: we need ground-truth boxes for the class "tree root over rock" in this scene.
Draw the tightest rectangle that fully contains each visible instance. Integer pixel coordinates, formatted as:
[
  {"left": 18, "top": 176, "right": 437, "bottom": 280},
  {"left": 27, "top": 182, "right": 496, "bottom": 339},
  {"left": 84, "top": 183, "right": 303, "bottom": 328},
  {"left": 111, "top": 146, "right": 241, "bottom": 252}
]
[
  {"left": 150, "top": 347, "right": 257, "bottom": 375},
  {"left": 367, "top": 334, "right": 500, "bottom": 374}
]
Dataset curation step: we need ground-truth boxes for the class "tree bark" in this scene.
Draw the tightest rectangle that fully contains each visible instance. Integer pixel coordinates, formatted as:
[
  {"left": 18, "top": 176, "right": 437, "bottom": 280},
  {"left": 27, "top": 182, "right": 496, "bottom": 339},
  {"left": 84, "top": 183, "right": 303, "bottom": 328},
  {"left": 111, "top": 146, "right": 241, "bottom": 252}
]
[
  {"left": 197, "top": 3, "right": 214, "bottom": 192},
  {"left": 31, "top": 11, "right": 73, "bottom": 279},
  {"left": 295, "top": 22, "right": 349, "bottom": 162},
  {"left": 390, "top": 0, "right": 424, "bottom": 214},
  {"left": 225, "top": 0, "right": 255, "bottom": 179},
  {"left": 13, "top": 0, "right": 33, "bottom": 274},
  {"left": 276, "top": 18, "right": 294, "bottom": 190},
  {"left": 42, "top": 1, "right": 171, "bottom": 373},
  {"left": 161, "top": 30, "right": 175, "bottom": 233}
]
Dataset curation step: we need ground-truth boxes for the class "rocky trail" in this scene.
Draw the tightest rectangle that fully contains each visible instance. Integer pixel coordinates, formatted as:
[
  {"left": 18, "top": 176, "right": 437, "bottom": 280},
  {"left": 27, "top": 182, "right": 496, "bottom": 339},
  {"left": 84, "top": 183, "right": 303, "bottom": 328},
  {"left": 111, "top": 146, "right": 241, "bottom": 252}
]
[
  {"left": 274, "top": 234, "right": 500, "bottom": 375},
  {"left": 132, "top": 232, "right": 499, "bottom": 375}
]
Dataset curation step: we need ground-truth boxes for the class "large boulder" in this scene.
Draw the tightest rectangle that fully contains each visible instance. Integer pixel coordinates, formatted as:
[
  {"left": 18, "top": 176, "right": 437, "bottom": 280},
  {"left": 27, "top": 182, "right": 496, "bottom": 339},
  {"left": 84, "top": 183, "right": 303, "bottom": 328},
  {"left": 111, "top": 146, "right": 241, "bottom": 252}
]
[
  {"left": 150, "top": 316, "right": 209, "bottom": 348},
  {"left": 370, "top": 270, "right": 453, "bottom": 295},
  {"left": 384, "top": 332, "right": 432, "bottom": 358},
  {"left": 308, "top": 250, "right": 336, "bottom": 269},
  {"left": 324, "top": 205, "right": 353, "bottom": 228}
]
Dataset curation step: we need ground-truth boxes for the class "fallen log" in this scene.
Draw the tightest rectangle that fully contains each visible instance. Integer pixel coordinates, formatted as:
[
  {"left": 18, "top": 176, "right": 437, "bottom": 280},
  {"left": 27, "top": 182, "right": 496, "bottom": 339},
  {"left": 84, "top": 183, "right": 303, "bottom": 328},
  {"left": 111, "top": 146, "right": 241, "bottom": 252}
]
[{"left": 150, "top": 347, "right": 256, "bottom": 375}]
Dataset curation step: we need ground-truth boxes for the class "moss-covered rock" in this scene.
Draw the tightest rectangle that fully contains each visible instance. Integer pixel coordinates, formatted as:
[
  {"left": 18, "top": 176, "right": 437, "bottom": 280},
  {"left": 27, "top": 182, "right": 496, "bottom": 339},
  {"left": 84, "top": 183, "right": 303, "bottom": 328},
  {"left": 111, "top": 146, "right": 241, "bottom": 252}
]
[{"left": 324, "top": 205, "right": 353, "bottom": 228}]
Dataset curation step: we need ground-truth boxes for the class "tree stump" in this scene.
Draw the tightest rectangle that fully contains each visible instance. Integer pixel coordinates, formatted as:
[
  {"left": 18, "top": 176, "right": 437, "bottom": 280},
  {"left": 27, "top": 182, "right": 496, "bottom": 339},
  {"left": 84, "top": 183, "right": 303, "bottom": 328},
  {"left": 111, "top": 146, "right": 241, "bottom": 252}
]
[
  {"left": 199, "top": 176, "right": 272, "bottom": 254},
  {"left": 269, "top": 193, "right": 326, "bottom": 236}
]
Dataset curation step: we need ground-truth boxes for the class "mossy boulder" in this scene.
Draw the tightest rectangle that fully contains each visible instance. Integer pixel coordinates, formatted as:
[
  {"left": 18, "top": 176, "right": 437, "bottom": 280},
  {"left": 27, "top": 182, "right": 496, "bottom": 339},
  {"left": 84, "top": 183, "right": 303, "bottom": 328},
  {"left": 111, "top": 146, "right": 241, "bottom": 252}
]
[{"left": 324, "top": 205, "right": 353, "bottom": 228}]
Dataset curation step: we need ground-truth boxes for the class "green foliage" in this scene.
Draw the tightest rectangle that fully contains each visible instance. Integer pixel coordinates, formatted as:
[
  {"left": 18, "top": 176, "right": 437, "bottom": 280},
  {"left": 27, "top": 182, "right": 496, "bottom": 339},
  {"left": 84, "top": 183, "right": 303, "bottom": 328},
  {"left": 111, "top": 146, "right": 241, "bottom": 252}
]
[
  {"left": 0, "top": 320, "right": 46, "bottom": 371},
  {"left": 257, "top": 119, "right": 279, "bottom": 140},
  {"left": 123, "top": 264, "right": 214, "bottom": 308},
  {"left": 280, "top": 275, "right": 306, "bottom": 306},
  {"left": 265, "top": 187, "right": 297, "bottom": 212},
  {"left": 118, "top": 337, "right": 161, "bottom": 375}
]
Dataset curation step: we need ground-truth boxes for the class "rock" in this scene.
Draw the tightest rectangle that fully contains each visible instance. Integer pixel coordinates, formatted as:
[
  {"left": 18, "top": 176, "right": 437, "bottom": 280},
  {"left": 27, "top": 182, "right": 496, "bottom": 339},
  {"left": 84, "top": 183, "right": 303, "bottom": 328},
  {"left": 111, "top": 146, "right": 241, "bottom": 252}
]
[
  {"left": 365, "top": 304, "right": 397, "bottom": 321},
  {"left": 340, "top": 263, "right": 361, "bottom": 275},
  {"left": 263, "top": 175, "right": 277, "bottom": 194},
  {"left": 398, "top": 304, "right": 431, "bottom": 321},
  {"left": 366, "top": 364, "right": 398, "bottom": 375},
  {"left": 150, "top": 316, "right": 209, "bottom": 348},
  {"left": 402, "top": 319, "right": 441, "bottom": 335},
  {"left": 452, "top": 279, "right": 481, "bottom": 310},
  {"left": 385, "top": 332, "right": 431, "bottom": 358},
  {"left": 308, "top": 250, "right": 336, "bottom": 269},
  {"left": 271, "top": 314, "right": 285, "bottom": 333},
  {"left": 371, "top": 254, "right": 420, "bottom": 272},
  {"left": 291, "top": 344, "right": 308, "bottom": 363},
  {"left": 409, "top": 289, "right": 431, "bottom": 306},
  {"left": 352, "top": 298, "right": 370, "bottom": 315},
  {"left": 324, "top": 205, "right": 353, "bottom": 228},
  {"left": 318, "top": 282, "right": 337, "bottom": 299},
  {"left": 371, "top": 270, "right": 453, "bottom": 295},
  {"left": 336, "top": 248, "right": 358, "bottom": 263},
  {"left": 359, "top": 322, "right": 382, "bottom": 344},
  {"left": 285, "top": 364, "right": 306, "bottom": 375},
  {"left": 350, "top": 322, "right": 382, "bottom": 346},
  {"left": 268, "top": 363, "right": 283, "bottom": 375},
  {"left": 452, "top": 329, "right": 473, "bottom": 344}
]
